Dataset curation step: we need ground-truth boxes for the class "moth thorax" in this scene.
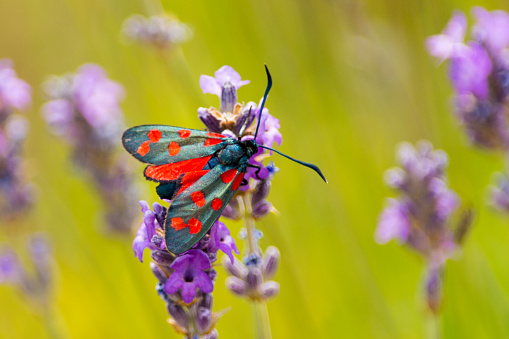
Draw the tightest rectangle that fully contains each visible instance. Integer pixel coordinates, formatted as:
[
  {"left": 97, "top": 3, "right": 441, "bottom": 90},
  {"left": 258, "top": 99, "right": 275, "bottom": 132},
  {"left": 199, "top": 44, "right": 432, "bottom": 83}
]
[
  {"left": 218, "top": 144, "right": 245, "bottom": 165},
  {"left": 243, "top": 139, "right": 258, "bottom": 157}
]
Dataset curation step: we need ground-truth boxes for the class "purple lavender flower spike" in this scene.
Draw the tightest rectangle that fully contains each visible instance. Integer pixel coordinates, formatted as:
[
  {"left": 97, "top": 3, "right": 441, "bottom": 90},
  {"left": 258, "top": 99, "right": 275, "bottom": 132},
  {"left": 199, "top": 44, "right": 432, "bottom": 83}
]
[
  {"left": 449, "top": 42, "right": 492, "bottom": 100},
  {"left": 200, "top": 66, "right": 250, "bottom": 97},
  {"left": 426, "top": 11, "right": 467, "bottom": 62},
  {"left": 0, "top": 247, "right": 20, "bottom": 284},
  {"left": 0, "top": 59, "right": 31, "bottom": 113},
  {"left": 378, "top": 141, "right": 471, "bottom": 314},
  {"left": 165, "top": 250, "right": 213, "bottom": 303},
  {"left": 133, "top": 201, "right": 166, "bottom": 262},
  {"left": 209, "top": 220, "right": 239, "bottom": 264},
  {"left": 472, "top": 7, "right": 509, "bottom": 52},
  {"left": 72, "top": 64, "right": 125, "bottom": 130},
  {"left": 376, "top": 199, "right": 411, "bottom": 244}
]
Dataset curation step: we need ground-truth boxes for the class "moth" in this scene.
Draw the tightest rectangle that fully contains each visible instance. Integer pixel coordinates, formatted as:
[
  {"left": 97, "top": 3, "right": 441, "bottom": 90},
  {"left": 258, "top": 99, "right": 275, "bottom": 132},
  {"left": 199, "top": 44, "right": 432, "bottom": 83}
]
[{"left": 122, "top": 66, "right": 326, "bottom": 254}]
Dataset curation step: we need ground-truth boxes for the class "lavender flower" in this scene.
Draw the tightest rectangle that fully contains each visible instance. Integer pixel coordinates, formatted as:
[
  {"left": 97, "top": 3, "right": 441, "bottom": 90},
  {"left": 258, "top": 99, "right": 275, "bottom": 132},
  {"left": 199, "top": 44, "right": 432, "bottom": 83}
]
[
  {"left": 122, "top": 14, "right": 192, "bottom": 50},
  {"left": 0, "top": 234, "right": 53, "bottom": 307},
  {"left": 0, "top": 60, "right": 34, "bottom": 220},
  {"left": 42, "top": 64, "right": 139, "bottom": 233},
  {"left": 377, "top": 141, "right": 472, "bottom": 313},
  {"left": 133, "top": 202, "right": 233, "bottom": 337},
  {"left": 427, "top": 8, "right": 509, "bottom": 150}
]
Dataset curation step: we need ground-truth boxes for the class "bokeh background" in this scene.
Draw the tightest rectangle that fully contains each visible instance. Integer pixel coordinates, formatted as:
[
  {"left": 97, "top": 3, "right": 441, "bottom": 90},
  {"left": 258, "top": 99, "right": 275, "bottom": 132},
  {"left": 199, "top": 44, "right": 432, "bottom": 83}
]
[{"left": 1, "top": 0, "right": 509, "bottom": 338}]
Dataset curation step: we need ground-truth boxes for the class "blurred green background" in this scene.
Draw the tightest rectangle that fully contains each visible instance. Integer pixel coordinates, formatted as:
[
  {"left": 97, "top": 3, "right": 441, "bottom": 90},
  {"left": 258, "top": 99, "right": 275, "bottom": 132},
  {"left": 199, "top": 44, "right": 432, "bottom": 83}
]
[{"left": 1, "top": 0, "right": 509, "bottom": 338}]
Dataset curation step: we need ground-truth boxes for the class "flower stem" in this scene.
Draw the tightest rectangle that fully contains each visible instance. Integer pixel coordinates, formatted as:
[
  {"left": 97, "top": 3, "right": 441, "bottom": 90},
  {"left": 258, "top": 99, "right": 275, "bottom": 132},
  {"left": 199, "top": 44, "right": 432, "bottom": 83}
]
[
  {"left": 241, "top": 195, "right": 271, "bottom": 338},
  {"left": 254, "top": 302, "right": 272, "bottom": 339},
  {"left": 426, "top": 312, "right": 441, "bottom": 339}
]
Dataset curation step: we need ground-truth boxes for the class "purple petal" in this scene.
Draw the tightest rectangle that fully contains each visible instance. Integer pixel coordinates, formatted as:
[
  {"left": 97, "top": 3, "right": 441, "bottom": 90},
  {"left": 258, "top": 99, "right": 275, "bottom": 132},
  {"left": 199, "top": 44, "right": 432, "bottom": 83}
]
[
  {"left": 375, "top": 199, "right": 411, "bottom": 244},
  {"left": 188, "top": 249, "right": 211, "bottom": 271},
  {"left": 139, "top": 200, "right": 150, "bottom": 213},
  {"left": 170, "top": 253, "right": 193, "bottom": 272},
  {"left": 164, "top": 271, "right": 184, "bottom": 295},
  {"left": 194, "top": 271, "right": 214, "bottom": 293},
  {"left": 449, "top": 42, "right": 492, "bottom": 99},
  {"left": 214, "top": 65, "right": 249, "bottom": 89},
  {"left": 472, "top": 7, "right": 509, "bottom": 52},
  {"left": 426, "top": 11, "right": 467, "bottom": 61},
  {"left": 0, "top": 61, "right": 32, "bottom": 111},
  {"left": 200, "top": 75, "right": 221, "bottom": 96},
  {"left": 181, "top": 282, "right": 197, "bottom": 303}
]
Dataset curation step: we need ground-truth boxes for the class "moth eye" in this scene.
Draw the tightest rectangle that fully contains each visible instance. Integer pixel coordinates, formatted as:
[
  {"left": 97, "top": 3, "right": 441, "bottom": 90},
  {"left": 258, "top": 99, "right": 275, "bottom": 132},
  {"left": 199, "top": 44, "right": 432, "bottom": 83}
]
[
  {"left": 178, "top": 129, "right": 191, "bottom": 138},
  {"left": 204, "top": 138, "right": 223, "bottom": 147},
  {"left": 137, "top": 141, "right": 151, "bottom": 156},
  {"left": 220, "top": 169, "right": 237, "bottom": 183},
  {"left": 191, "top": 191, "right": 205, "bottom": 207},
  {"left": 211, "top": 198, "right": 223, "bottom": 211},
  {"left": 168, "top": 142, "right": 181, "bottom": 156},
  {"left": 148, "top": 129, "right": 162, "bottom": 142},
  {"left": 188, "top": 218, "right": 202, "bottom": 234}
]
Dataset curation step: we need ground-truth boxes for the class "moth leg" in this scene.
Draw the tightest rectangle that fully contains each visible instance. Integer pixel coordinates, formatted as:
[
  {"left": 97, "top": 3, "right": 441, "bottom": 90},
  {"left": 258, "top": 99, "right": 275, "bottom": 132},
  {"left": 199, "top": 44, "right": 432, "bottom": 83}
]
[
  {"left": 156, "top": 182, "right": 177, "bottom": 200},
  {"left": 246, "top": 164, "right": 263, "bottom": 180}
]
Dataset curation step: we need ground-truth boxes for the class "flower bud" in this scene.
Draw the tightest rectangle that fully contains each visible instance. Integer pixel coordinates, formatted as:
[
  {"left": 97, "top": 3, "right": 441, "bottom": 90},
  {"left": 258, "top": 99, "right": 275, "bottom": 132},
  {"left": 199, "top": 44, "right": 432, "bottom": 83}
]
[
  {"left": 225, "top": 276, "right": 247, "bottom": 296},
  {"left": 205, "top": 328, "right": 219, "bottom": 339},
  {"left": 252, "top": 201, "right": 273, "bottom": 220},
  {"left": 166, "top": 300, "right": 189, "bottom": 329},
  {"left": 151, "top": 250, "right": 175, "bottom": 267},
  {"left": 150, "top": 262, "right": 169, "bottom": 283},
  {"left": 246, "top": 268, "right": 263, "bottom": 290},
  {"left": 261, "top": 246, "right": 280, "bottom": 280},
  {"left": 221, "top": 199, "right": 240, "bottom": 220},
  {"left": 198, "top": 107, "right": 222, "bottom": 133},
  {"left": 196, "top": 307, "right": 212, "bottom": 334},
  {"left": 199, "top": 293, "right": 213, "bottom": 310},
  {"left": 258, "top": 281, "right": 280, "bottom": 300},
  {"left": 252, "top": 179, "right": 271, "bottom": 205},
  {"left": 222, "top": 255, "right": 247, "bottom": 279}
]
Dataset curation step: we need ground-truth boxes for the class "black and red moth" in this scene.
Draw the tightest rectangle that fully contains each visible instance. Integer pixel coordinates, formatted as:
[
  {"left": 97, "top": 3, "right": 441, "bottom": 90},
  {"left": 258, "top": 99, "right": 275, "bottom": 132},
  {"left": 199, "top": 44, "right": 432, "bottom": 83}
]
[{"left": 122, "top": 66, "right": 326, "bottom": 254}]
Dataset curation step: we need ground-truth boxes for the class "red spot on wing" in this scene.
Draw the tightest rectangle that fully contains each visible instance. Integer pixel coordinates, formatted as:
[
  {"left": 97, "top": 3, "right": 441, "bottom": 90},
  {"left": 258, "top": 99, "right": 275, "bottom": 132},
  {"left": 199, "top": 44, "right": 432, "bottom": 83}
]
[
  {"left": 207, "top": 132, "right": 225, "bottom": 138},
  {"left": 178, "top": 129, "right": 191, "bottom": 138},
  {"left": 204, "top": 138, "right": 223, "bottom": 147},
  {"left": 221, "top": 169, "right": 238, "bottom": 183},
  {"left": 188, "top": 218, "right": 202, "bottom": 234},
  {"left": 137, "top": 141, "right": 151, "bottom": 156},
  {"left": 148, "top": 129, "right": 162, "bottom": 142},
  {"left": 232, "top": 172, "right": 245, "bottom": 191},
  {"left": 212, "top": 198, "right": 223, "bottom": 211},
  {"left": 191, "top": 191, "right": 205, "bottom": 207},
  {"left": 169, "top": 142, "right": 181, "bottom": 156},
  {"left": 145, "top": 155, "right": 212, "bottom": 181},
  {"left": 171, "top": 217, "right": 186, "bottom": 230},
  {"left": 176, "top": 171, "right": 209, "bottom": 195}
]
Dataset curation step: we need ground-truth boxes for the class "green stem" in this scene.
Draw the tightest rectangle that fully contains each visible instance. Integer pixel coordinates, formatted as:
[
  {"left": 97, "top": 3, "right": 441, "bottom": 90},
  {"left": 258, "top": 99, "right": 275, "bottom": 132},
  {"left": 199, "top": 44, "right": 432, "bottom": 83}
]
[
  {"left": 241, "top": 195, "right": 271, "bottom": 339},
  {"left": 254, "top": 302, "right": 272, "bottom": 339},
  {"left": 426, "top": 312, "right": 441, "bottom": 339}
]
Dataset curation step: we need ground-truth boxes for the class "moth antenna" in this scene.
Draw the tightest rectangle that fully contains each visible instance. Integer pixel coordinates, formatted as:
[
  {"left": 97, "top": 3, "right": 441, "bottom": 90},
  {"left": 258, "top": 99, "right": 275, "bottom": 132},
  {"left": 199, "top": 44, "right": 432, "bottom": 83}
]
[
  {"left": 254, "top": 65, "right": 272, "bottom": 139},
  {"left": 238, "top": 106, "right": 252, "bottom": 138},
  {"left": 258, "top": 145, "right": 328, "bottom": 183}
]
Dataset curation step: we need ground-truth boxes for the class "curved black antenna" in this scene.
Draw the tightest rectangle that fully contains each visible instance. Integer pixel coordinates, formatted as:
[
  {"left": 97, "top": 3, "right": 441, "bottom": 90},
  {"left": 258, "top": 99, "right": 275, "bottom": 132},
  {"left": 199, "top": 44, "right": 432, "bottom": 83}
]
[
  {"left": 254, "top": 65, "right": 272, "bottom": 139},
  {"left": 259, "top": 145, "right": 328, "bottom": 183}
]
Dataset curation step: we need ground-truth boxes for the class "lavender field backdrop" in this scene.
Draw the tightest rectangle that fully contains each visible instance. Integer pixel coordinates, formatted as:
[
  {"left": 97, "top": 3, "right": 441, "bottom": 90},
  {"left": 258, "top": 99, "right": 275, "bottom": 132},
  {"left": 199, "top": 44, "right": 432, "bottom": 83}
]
[{"left": 1, "top": 0, "right": 509, "bottom": 338}]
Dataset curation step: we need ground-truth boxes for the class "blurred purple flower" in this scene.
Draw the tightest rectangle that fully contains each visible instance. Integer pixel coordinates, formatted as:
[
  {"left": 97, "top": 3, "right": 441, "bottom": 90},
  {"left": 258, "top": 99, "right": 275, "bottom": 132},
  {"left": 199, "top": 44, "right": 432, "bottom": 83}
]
[
  {"left": 449, "top": 42, "right": 492, "bottom": 99},
  {"left": 0, "top": 248, "right": 20, "bottom": 283},
  {"left": 472, "top": 7, "right": 509, "bottom": 52},
  {"left": 377, "top": 141, "right": 467, "bottom": 258},
  {"left": 122, "top": 14, "right": 192, "bottom": 50},
  {"left": 209, "top": 220, "right": 239, "bottom": 264},
  {"left": 42, "top": 64, "right": 138, "bottom": 233},
  {"left": 165, "top": 249, "right": 213, "bottom": 303},
  {"left": 72, "top": 64, "right": 124, "bottom": 130},
  {"left": 426, "top": 11, "right": 467, "bottom": 62},
  {"left": 376, "top": 199, "right": 411, "bottom": 244},
  {"left": 0, "top": 59, "right": 31, "bottom": 113}
]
